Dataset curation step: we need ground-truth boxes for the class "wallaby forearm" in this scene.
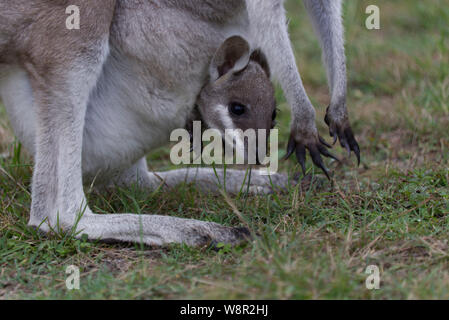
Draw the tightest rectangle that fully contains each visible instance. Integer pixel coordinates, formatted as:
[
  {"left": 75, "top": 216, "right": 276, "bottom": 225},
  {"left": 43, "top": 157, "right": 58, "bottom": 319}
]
[
  {"left": 246, "top": 0, "right": 317, "bottom": 130},
  {"left": 246, "top": 0, "right": 359, "bottom": 174},
  {"left": 303, "top": 0, "right": 347, "bottom": 118}
]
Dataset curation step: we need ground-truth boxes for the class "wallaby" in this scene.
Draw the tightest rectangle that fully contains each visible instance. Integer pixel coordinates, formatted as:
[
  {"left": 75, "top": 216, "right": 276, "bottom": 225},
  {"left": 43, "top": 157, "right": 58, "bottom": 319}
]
[{"left": 0, "top": 0, "right": 359, "bottom": 246}]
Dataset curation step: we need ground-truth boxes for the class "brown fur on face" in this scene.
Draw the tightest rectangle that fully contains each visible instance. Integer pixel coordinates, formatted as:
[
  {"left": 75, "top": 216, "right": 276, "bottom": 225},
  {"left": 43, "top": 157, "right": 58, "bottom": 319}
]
[
  {"left": 193, "top": 44, "right": 277, "bottom": 165},
  {"left": 197, "top": 48, "right": 277, "bottom": 134}
]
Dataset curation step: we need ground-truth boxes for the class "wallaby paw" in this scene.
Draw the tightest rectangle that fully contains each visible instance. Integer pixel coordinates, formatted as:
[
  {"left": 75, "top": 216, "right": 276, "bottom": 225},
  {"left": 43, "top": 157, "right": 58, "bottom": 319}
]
[
  {"left": 244, "top": 171, "right": 294, "bottom": 194},
  {"left": 284, "top": 126, "right": 339, "bottom": 180},
  {"left": 325, "top": 105, "right": 361, "bottom": 165},
  {"left": 185, "top": 222, "right": 251, "bottom": 247}
]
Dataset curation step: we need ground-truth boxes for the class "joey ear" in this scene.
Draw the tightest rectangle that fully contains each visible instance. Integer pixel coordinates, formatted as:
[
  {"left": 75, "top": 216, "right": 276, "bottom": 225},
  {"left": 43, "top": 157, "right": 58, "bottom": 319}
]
[
  {"left": 250, "top": 49, "right": 270, "bottom": 78},
  {"left": 209, "top": 35, "right": 251, "bottom": 81}
]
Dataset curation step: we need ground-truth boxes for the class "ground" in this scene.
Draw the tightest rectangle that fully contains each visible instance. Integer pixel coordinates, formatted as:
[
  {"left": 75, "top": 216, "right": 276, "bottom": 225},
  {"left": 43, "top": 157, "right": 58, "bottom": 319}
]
[{"left": 0, "top": 0, "right": 448, "bottom": 299}]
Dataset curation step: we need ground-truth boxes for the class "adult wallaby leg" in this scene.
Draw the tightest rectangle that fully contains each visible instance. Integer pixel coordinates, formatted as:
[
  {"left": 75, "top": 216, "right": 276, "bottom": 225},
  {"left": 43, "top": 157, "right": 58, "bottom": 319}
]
[
  {"left": 112, "top": 158, "right": 291, "bottom": 195},
  {"left": 303, "top": 0, "right": 360, "bottom": 163},
  {"left": 246, "top": 0, "right": 337, "bottom": 178},
  {"left": 13, "top": 0, "right": 115, "bottom": 231},
  {"left": 27, "top": 36, "right": 110, "bottom": 230}
]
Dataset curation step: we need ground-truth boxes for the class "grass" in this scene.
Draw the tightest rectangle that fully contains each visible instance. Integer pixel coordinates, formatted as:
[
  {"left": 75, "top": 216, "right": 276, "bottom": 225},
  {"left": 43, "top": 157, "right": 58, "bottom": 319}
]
[{"left": 1, "top": 0, "right": 448, "bottom": 299}]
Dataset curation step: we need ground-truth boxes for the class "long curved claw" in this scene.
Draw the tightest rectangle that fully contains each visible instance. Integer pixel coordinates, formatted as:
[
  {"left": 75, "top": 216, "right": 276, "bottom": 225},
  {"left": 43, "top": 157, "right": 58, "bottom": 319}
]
[
  {"left": 284, "top": 135, "right": 306, "bottom": 175},
  {"left": 317, "top": 143, "right": 340, "bottom": 162},
  {"left": 295, "top": 142, "right": 307, "bottom": 176},
  {"left": 325, "top": 106, "right": 361, "bottom": 166},
  {"left": 284, "top": 134, "right": 339, "bottom": 180},
  {"left": 345, "top": 127, "right": 361, "bottom": 165},
  {"left": 324, "top": 112, "right": 338, "bottom": 145},
  {"left": 319, "top": 135, "right": 332, "bottom": 148},
  {"left": 284, "top": 135, "right": 296, "bottom": 160},
  {"left": 308, "top": 144, "right": 330, "bottom": 180}
]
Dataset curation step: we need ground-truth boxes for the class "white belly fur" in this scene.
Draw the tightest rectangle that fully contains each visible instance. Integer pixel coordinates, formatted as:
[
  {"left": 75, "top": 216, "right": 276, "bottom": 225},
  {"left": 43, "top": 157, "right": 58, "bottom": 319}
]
[{"left": 0, "top": 60, "right": 198, "bottom": 183}]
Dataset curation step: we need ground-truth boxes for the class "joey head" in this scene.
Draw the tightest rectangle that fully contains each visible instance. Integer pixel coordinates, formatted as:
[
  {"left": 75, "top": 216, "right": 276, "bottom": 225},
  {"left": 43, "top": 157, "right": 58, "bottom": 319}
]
[{"left": 186, "top": 36, "right": 277, "bottom": 164}]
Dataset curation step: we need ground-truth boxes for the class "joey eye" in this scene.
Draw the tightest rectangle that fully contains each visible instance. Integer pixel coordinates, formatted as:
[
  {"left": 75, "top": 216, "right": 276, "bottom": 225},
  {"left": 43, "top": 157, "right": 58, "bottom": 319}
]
[{"left": 229, "top": 102, "right": 246, "bottom": 116}]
